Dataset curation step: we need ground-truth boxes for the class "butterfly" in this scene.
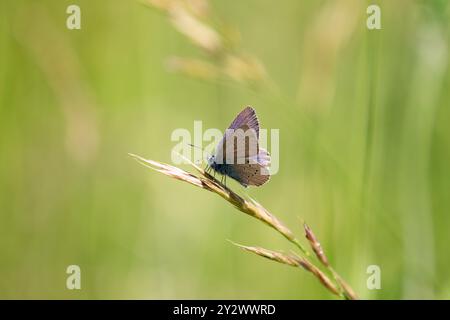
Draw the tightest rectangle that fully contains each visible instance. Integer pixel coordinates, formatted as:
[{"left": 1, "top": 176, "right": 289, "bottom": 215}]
[{"left": 206, "top": 106, "right": 271, "bottom": 187}]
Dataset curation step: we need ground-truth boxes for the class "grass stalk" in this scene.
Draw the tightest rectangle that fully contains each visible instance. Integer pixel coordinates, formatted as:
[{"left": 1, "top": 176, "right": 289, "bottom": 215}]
[{"left": 129, "top": 152, "right": 357, "bottom": 299}]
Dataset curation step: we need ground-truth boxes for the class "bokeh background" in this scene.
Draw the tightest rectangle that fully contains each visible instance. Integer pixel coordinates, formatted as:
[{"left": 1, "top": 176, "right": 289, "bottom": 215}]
[{"left": 1, "top": 0, "right": 449, "bottom": 299}]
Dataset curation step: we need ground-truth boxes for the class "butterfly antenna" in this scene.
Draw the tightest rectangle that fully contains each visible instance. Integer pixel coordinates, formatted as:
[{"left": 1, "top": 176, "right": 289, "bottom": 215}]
[
  {"left": 188, "top": 144, "right": 211, "bottom": 169},
  {"left": 187, "top": 143, "right": 205, "bottom": 151}
]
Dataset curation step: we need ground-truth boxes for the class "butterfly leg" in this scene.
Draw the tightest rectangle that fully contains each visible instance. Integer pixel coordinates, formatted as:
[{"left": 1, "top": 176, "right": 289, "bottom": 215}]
[{"left": 224, "top": 175, "right": 227, "bottom": 187}]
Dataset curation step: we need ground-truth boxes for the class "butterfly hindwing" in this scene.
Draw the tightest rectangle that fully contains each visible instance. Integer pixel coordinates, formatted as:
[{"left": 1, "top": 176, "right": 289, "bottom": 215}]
[{"left": 226, "top": 162, "right": 270, "bottom": 187}]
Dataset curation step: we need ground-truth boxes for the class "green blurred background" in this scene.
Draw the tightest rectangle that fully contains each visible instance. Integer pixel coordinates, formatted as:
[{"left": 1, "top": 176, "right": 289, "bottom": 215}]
[{"left": 0, "top": 0, "right": 449, "bottom": 299}]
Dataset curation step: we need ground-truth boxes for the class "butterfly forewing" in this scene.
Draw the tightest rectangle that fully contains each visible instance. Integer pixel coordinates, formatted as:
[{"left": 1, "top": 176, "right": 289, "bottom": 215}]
[
  {"left": 215, "top": 107, "right": 260, "bottom": 165},
  {"left": 228, "top": 106, "right": 260, "bottom": 138}
]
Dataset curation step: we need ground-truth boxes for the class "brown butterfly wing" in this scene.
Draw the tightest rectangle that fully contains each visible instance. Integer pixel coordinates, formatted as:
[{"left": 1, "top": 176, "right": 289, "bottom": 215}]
[
  {"left": 215, "top": 107, "right": 260, "bottom": 165},
  {"left": 226, "top": 162, "right": 270, "bottom": 187}
]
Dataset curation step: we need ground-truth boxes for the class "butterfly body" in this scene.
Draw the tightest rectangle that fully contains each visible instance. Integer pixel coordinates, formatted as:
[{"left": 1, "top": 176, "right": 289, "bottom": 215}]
[
  {"left": 207, "top": 155, "right": 227, "bottom": 175},
  {"left": 207, "top": 106, "right": 271, "bottom": 187}
]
